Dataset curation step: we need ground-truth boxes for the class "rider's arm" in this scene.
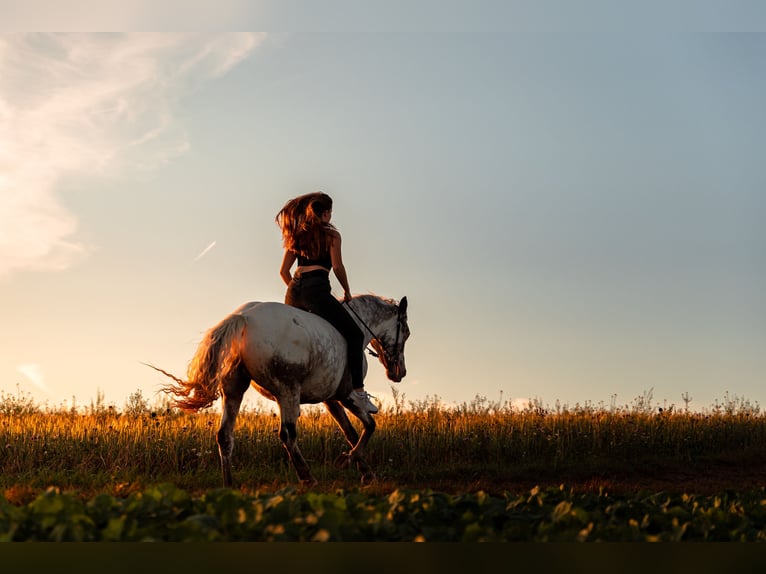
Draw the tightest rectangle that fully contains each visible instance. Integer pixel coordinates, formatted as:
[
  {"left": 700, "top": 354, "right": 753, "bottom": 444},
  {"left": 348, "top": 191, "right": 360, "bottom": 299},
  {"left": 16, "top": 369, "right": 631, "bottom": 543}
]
[
  {"left": 279, "top": 250, "right": 296, "bottom": 286},
  {"left": 329, "top": 232, "right": 352, "bottom": 302}
]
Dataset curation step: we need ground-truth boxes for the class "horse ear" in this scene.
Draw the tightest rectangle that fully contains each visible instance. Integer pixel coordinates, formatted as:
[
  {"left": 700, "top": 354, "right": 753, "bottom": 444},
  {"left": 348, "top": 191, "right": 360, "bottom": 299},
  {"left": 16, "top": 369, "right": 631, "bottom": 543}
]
[{"left": 399, "top": 296, "right": 408, "bottom": 313}]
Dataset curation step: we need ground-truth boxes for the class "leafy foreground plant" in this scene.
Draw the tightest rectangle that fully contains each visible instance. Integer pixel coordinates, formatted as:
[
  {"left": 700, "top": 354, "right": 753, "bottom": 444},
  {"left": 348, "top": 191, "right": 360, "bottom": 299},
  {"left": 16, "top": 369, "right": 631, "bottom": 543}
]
[{"left": 2, "top": 484, "right": 765, "bottom": 542}]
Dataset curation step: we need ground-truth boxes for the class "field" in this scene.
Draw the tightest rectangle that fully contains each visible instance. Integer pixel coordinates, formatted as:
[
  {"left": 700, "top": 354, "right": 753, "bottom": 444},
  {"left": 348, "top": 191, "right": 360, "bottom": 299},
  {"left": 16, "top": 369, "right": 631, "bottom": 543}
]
[{"left": 1, "top": 388, "right": 765, "bottom": 541}]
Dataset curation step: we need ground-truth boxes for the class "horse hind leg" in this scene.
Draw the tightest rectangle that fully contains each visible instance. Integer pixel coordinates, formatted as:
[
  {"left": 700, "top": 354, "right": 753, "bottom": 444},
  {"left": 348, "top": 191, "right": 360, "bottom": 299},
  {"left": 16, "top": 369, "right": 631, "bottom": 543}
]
[
  {"left": 216, "top": 367, "right": 250, "bottom": 488},
  {"left": 278, "top": 395, "right": 316, "bottom": 486}
]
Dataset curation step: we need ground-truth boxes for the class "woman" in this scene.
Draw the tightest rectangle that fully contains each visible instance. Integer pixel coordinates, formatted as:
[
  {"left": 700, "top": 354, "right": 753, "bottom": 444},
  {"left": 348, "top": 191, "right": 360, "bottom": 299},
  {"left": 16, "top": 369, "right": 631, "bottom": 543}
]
[{"left": 275, "top": 192, "right": 378, "bottom": 414}]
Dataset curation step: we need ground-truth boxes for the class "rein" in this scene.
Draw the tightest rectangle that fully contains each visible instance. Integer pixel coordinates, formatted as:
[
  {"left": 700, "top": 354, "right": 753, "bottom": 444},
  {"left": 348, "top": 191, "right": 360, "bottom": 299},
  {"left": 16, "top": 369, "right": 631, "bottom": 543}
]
[{"left": 343, "top": 300, "right": 402, "bottom": 361}]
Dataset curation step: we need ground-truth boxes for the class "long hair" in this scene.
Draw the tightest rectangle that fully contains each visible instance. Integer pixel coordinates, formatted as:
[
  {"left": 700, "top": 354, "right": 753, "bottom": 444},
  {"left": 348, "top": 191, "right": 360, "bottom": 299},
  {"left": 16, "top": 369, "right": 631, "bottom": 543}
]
[{"left": 275, "top": 192, "right": 336, "bottom": 259}]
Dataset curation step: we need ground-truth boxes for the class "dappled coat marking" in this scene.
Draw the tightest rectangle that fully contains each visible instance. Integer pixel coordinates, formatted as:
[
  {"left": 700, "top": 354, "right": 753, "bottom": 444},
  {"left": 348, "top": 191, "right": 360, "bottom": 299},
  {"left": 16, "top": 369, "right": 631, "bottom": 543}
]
[{"left": 154, "top": 294, "right": 409, "bottom": 486}]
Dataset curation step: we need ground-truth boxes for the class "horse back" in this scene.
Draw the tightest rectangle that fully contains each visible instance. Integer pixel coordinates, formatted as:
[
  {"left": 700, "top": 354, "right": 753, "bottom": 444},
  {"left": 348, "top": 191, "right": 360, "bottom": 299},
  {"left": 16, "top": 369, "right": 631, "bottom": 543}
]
[{"left": 234, "top": 302, "right": 350, "bottom": 403}]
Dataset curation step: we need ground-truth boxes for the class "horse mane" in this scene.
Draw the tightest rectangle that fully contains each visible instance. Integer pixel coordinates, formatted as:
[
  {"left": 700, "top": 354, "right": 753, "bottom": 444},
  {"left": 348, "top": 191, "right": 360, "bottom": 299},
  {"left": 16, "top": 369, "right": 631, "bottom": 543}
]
[
  {"left": 351, "top": 293, "right": 398, "bottom": 307},
  {"left": 344, "top": 294, "right": 402, "bottom": 327}
]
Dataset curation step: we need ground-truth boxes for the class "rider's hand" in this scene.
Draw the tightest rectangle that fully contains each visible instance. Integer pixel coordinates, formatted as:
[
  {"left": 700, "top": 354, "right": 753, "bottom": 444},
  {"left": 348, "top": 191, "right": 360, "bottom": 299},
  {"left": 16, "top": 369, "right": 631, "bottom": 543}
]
[{"left": 343, "top": 290, "right": 352, "bottom": 302}]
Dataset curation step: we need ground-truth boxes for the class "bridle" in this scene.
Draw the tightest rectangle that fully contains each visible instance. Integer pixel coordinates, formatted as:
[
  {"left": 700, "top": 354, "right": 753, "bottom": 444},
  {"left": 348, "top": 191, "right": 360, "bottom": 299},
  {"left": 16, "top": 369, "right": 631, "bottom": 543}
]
[{"left": 343, "top": 300, "right": 405, "bottom": 368}]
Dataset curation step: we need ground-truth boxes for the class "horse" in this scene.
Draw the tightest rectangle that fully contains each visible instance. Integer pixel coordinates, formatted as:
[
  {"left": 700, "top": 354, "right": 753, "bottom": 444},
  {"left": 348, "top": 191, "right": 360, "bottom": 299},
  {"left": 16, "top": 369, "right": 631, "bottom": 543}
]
[{"left": 150, "top": 294, "right": 410, "bottom": 486}]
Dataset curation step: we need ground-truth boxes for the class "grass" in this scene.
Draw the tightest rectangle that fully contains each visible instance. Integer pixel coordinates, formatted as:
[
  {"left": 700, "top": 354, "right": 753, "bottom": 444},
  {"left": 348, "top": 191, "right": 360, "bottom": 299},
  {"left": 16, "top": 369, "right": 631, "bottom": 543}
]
[{"left": 1, "top": 386, "right": 765, "bottom": 500}]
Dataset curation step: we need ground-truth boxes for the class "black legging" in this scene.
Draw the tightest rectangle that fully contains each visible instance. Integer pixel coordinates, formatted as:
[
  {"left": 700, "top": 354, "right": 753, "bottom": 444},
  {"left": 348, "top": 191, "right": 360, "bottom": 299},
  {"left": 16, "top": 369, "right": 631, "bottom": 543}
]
[{"left": 285, "top": 270, "right": 365, "bottom": 389}]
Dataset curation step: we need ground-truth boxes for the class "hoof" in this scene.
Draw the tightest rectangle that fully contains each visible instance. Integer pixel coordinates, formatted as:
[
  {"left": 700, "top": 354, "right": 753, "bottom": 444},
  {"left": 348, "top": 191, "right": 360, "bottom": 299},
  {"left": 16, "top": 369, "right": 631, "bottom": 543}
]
[
  {"left": 300, "top": 477, "right": 318, "bottom": 487},
  {"left": 360, "top": 471, "right": 377, "bottom": 485},
  {"left": 334, "top": 452, "right": 352, "bottom": 470}
]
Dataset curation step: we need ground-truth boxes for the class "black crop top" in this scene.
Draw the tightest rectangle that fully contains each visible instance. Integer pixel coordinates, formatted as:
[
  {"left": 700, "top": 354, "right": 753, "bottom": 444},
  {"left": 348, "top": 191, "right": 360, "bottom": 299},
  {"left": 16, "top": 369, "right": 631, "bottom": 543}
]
[{"left": 296, "top": 250, "right": 332, "bottom": 270}]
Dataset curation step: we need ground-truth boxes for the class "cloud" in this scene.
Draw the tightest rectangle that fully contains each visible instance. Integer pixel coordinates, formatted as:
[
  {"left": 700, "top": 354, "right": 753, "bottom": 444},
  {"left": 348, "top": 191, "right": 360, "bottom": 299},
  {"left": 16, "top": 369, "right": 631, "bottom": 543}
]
[
  {"left": 193, "top": 240, "right": 217, "bottom": 262},
  {"left": 0, "top": 33, "right": 266, "bottom": 279},
  {"left": 17, "top": 363, "right": 51, "bottom": 393},
  {"left": 0, "top": 1, "right": 257, "bottom": 32}
]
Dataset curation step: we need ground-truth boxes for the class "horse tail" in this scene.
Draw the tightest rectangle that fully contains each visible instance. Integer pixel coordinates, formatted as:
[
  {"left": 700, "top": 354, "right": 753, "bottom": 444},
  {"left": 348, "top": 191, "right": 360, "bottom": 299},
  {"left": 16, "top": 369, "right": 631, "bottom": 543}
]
[{"left": 158, "top": 313, "right": 249, "bottom": 412}]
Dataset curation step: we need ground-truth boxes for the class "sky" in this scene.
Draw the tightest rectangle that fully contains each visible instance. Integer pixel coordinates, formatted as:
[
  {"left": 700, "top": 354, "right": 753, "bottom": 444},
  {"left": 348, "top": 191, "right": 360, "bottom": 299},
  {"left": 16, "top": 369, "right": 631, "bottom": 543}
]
[{"left": 1, "top": 28, "right": 764, "bottom": 414}]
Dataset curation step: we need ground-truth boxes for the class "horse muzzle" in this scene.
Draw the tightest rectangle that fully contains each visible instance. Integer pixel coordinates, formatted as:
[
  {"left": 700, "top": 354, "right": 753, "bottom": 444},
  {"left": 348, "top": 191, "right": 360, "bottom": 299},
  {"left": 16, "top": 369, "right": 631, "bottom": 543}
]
[{"left": 388, "top": 363, "right": 406, "bottom": 383}]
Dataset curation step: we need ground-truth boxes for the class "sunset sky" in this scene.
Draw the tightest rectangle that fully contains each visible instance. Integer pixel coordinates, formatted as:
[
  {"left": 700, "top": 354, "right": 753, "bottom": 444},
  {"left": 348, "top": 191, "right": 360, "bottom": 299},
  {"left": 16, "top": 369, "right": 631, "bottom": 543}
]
[{"left": 1, "top": 29, "right": 764, "bottom": 414}]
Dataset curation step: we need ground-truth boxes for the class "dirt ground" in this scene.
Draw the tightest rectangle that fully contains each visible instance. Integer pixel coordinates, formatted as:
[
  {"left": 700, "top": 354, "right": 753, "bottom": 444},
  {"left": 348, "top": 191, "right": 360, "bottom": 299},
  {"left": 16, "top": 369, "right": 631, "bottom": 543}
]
[{"left": 414, "top": 460, "right": 766, "bottom": 497}]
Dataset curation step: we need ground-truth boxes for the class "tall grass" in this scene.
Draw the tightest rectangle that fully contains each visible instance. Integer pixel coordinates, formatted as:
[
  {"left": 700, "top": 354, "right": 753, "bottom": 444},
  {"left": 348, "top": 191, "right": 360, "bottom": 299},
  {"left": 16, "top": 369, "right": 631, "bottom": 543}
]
[{"left": 1, "top": 386, "right": 764, "bottom": 494}]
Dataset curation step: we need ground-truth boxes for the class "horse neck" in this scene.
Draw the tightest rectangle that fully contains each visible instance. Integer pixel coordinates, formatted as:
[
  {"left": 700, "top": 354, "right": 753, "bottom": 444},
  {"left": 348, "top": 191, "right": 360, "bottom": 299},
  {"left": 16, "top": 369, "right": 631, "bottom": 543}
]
[{"left": 348, "top": 295, "right": 395, "bottom": 343}]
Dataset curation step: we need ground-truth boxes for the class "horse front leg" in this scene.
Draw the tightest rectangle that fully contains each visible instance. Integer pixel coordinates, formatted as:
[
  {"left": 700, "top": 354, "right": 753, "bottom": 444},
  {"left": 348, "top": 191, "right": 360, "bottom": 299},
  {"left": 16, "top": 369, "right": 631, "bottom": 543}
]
[
  {"left": 325, "top": 400, "right": 376, "bottom": 484},
  {"left": 278, "top": 396, "right": 316, "bottom": 486}
]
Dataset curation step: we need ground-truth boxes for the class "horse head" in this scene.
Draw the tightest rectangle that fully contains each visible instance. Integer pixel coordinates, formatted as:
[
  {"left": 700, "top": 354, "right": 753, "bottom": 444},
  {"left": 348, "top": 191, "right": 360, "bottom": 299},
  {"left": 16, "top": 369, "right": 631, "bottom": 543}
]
[{"left": 369, "top": 296, "right": 409, "bottom": 383}]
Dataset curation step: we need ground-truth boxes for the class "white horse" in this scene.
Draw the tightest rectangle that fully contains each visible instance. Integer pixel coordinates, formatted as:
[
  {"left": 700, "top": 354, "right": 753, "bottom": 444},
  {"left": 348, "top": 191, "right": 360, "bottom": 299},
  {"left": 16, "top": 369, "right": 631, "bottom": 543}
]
[{"left": 151, "top": 294, "right": 409, "bottom": 486}]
